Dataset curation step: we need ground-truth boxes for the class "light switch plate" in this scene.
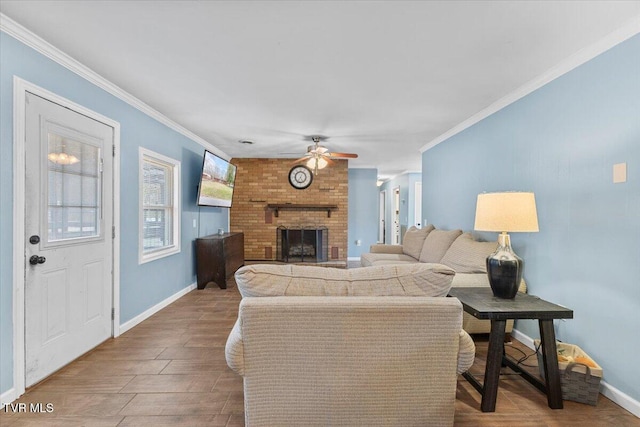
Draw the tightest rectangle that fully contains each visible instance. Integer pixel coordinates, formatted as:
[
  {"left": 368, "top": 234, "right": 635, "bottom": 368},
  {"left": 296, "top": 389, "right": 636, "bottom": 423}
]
[{"left": 613, "top": 163, "right": 627, "bottom": 183}]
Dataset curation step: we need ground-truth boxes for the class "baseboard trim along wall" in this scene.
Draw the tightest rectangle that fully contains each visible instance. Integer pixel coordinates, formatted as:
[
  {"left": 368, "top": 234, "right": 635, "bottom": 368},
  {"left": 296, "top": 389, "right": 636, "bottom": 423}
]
[
  {"left": 0, "top": 388, "right": 18, "bottom": 407},
  {"left": 511, "top": 328, "right": 640, "bottom": 418},
  {"left": 119, "top": 282, "right": 197, "bottom": 335}
]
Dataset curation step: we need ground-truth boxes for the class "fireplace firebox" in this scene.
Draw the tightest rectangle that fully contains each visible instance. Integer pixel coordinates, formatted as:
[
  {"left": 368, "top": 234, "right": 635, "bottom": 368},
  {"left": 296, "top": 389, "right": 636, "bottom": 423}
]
[{"left": 277, "top": 226, "right": 328, "bottom": 263}]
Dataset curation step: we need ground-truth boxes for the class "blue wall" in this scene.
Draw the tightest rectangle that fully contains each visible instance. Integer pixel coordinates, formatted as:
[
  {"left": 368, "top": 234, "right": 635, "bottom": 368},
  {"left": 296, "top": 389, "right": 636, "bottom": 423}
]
[
  {"left": 422, "top": 34, "right": 640, "bottom": 401},
  {"left": 0, "top": 32, "right": 228, "bottom": 395},
  {"left": 347, "top": 168, "right": 378, "bottom": 257}
]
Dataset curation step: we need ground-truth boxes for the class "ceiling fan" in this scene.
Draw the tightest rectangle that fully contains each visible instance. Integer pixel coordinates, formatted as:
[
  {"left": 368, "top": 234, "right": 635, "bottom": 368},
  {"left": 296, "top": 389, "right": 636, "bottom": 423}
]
[{"left": 293, "top": 136, "right": 358, "bottom": 174}]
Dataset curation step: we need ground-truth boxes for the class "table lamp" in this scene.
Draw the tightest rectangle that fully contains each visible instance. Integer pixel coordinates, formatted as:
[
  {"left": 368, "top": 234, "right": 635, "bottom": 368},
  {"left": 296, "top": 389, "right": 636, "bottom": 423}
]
[{"left": 474, "top": 192, "right": 539, "bottom": 299}]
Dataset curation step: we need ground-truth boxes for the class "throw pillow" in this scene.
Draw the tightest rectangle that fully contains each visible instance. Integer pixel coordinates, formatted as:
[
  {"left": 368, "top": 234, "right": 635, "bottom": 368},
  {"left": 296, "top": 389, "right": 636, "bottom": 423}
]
[
  {"left": 418, "top": 228, "right": 463, "bottom": 263},
  {"left": 440, "top": 233, "right": 497, "bottom": 273},
  {"left": 235, "top": 263, "right": 456, "bottom": 298},
  {"left": 402, "top": 224, "right": 435, "bottom": 259}
]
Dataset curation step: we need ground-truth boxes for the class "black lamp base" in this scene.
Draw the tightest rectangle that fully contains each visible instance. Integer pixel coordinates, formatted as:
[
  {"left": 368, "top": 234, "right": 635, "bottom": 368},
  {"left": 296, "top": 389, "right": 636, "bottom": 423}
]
[{"left": 486, "top": 233, "right": 523, "bottom": 299}]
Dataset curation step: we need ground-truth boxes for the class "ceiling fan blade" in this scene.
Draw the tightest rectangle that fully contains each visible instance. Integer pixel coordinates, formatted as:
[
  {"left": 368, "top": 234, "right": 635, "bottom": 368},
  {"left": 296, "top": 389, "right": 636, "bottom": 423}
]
[
  {"left": 291, "top": 156, "right": 310, "bottom": 165},
  {"left": 327, "top": 152, "right": 358, "bottom": 159}
]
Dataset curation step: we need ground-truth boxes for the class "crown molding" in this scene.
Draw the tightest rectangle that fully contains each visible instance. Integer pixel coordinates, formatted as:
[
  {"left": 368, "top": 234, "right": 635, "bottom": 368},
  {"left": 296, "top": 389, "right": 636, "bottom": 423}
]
[
  {"left": 380, "top": 170, "right": 422, "bottom": 182},
  {"left": 0, "top": 13, "right": 230, "bottom": 160},
  {"left": 420, "top": 14, "right": 640, "bottom": 153}
]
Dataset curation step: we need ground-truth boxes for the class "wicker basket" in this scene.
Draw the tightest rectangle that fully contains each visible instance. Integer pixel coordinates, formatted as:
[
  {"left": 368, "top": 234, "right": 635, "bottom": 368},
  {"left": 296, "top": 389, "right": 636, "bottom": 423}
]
[{"left": 535, "top": 340, "right": 602, "bottom": 406}]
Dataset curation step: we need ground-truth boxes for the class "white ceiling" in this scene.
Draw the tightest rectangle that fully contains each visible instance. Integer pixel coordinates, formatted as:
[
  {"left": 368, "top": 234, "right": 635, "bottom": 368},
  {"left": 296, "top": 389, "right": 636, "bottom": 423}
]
[{"left": 2, "top": 1, "right": 639, "bottom": 179}]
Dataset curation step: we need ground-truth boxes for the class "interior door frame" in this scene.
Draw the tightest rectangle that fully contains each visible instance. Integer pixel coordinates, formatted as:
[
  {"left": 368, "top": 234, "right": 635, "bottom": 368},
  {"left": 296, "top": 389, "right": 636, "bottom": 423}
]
[
  {"left": 12, "top": 77, "right": 121, "bottom": 399},
  {"left": 378, "top": 190, "right": 386, "bottom": 243},
  {"left": 414, "top": 181, "right": 422, "bottom": 227}
]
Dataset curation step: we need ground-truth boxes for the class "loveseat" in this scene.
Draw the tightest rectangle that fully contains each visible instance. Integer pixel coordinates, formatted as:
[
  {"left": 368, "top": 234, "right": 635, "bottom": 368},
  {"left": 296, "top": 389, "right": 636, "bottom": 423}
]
[
  {"left": 360, "top": 225, "right": 527, "bottom": 334},
  {"left": 225, "top": 263, "right": 475, "bottom": 426}
]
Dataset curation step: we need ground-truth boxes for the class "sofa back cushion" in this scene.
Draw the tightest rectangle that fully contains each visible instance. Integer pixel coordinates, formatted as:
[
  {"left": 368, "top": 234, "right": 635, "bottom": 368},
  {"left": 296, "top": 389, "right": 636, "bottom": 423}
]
[
  {"left": 419, "top": 229, "right": 463, "bottom": 263},
  {"left": 402, "top": 225, "right": 435, "bottom": 259},
  {"left": 235, "top": 263, "right": 455, "bottom": 298},
  {"left": 441, "top": 233, "right": 497, "bottom": 274}
]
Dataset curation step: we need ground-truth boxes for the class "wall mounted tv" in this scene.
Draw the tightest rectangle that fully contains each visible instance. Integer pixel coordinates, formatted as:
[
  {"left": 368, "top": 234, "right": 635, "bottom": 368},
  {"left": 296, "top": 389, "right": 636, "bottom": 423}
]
[{"left": 197, "top": 150, "right": 237, "bottom": 208}]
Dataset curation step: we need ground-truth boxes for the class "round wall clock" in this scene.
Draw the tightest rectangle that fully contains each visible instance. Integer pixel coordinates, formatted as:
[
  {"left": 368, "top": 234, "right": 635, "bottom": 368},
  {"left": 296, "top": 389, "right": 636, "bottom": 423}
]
[{"left": 288, "top": 165, "right": 313, "bottom": 190}]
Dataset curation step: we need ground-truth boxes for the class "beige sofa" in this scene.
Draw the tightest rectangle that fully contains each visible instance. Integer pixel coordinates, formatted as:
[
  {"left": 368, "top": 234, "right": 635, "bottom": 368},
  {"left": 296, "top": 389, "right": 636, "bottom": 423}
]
[
  {"left": 226, "top": 263, "right": 475, "bottom": 427},
  {"left": 360, "top": 225, "right": 526, "bottom": 334}
]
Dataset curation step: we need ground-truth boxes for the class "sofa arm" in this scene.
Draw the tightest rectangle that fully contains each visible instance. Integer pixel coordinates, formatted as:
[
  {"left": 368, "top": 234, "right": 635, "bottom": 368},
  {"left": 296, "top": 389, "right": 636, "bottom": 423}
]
[
  {"left": 369, "top": 244, "right": 404, "bottom": 254},
  {"left": 225, "top": 319, "right": 244, "bottom": 376},
  {"left": 457, "top": 330, "right": 476, "bottom": 374}
]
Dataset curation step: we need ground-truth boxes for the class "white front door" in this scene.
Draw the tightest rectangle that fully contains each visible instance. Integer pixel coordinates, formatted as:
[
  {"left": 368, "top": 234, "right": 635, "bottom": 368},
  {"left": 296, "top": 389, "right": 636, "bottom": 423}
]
[{"left": 24, "top": 92, "right": 114, "bottom": 386}]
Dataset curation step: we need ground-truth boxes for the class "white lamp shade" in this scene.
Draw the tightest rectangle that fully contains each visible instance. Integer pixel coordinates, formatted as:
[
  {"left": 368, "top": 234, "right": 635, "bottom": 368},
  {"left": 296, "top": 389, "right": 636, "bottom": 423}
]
[{"left": 474, "top": 192, "right": 539, "bottom": 232}]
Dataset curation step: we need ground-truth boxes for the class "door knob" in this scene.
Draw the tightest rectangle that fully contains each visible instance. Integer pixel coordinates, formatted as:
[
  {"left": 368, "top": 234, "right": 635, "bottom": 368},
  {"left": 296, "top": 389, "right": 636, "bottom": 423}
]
[{"left": 29, "top": 255, "right": 46, "bottom": 265}]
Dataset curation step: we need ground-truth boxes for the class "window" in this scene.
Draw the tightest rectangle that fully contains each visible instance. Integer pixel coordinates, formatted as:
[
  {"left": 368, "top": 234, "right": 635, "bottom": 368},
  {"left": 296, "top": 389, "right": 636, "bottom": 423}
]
[
  {"left": 47, "top": 132, "right": 102, "bottom": 243},
  {"left": 139, "top": 148, "right": 180, "bottom": 263}
]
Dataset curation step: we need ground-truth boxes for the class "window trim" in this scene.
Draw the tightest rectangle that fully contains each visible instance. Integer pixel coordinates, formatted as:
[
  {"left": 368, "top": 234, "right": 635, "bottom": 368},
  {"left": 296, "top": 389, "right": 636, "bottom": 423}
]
[{"left": 139, "top": 147, "right": 181, "bottom": 264}]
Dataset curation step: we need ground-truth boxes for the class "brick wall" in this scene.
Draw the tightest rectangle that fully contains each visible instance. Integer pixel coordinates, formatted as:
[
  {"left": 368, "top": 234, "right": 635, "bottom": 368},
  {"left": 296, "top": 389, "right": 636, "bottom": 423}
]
[{"left": 230, "top": 158, "right": 348, "bottom": 261}]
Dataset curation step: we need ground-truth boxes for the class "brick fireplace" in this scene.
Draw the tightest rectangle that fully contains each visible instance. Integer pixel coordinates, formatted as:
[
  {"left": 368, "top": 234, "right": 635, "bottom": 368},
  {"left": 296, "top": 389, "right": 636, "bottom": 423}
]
[{"left": 229, "top": 158, "right": 348, "bottom": 261}]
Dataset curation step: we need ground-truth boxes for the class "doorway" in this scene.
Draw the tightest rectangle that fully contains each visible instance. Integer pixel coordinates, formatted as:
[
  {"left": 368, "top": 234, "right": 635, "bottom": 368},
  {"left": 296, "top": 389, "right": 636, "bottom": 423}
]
[
  {"left": 414, "top": 182, "right": 422, "bottom": 227},
  {"left": 13, "top": 78, "right": 121, "bottom": 396},
  {"left": 393, "top": 187, "right": 400, "bottom": 244},
  {"left": 378, "top": 190, "right": 386, "bottom": 243}
]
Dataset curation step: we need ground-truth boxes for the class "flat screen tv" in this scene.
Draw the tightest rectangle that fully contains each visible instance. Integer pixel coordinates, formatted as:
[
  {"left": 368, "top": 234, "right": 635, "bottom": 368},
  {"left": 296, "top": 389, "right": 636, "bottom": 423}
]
[{"left": 197, "top": 150, "right": 237, "bottom": 208}]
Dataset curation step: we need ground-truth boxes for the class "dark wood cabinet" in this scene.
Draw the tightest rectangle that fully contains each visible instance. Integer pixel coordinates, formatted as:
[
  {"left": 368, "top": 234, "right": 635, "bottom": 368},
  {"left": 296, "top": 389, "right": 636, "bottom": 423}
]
[{"left": 196, "top": 232, "right": 244, "bottom": 289}]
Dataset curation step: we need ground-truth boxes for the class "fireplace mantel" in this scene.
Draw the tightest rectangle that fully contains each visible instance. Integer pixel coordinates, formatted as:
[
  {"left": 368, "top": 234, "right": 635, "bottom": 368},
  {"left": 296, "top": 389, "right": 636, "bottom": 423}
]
[{"left": 267, "top": 203, "right": 338, "bottom": 218}]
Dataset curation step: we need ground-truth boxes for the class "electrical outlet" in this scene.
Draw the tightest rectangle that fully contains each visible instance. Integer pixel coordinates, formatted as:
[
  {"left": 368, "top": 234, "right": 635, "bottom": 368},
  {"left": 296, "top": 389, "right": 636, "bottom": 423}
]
[
  {"left": 193, "top": 219, "right": 197, "bottom": 228},
  {"left": 356, "top": 239, "right": 361, "bottom": 246}
]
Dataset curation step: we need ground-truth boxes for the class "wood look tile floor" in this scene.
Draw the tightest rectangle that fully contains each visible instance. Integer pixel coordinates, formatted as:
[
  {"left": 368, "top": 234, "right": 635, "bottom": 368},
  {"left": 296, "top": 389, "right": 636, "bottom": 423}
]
[{"left": 2, "top": 280, "right": 638, "bottom": 426}]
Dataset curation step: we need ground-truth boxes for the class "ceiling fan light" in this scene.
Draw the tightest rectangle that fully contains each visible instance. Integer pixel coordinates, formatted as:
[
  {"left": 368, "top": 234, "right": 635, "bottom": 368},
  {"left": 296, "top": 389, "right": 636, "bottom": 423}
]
[{"left": 307, "top": 157, "right": 328, "bottom": 170}]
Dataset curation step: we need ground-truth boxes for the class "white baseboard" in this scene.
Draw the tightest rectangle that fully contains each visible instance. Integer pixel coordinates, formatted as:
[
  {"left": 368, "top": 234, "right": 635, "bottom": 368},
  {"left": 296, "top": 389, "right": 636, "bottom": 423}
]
[
  {"left": 600, "top": 381, "right": 640, "bottom": 418},
  {"left": 119, "top": 282, "right": 196, "bottom": 334},
  {"left": 510, "top": 328, "right": 535, "bottom": 349},
  {"left": 511, "top": 328, "right": 640, "bottom": 418},
  {"left": 1, "top": 388, "right": 18, "bottom": 407},
  {"left": 347, "top": 257, "right": 361, "bottom": 261}
]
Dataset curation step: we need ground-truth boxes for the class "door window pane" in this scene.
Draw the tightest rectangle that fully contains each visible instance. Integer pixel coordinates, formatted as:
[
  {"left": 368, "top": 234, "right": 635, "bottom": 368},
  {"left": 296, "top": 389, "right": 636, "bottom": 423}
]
[{"left": 47, "top": 133, "right": 101, "bottom": 241}]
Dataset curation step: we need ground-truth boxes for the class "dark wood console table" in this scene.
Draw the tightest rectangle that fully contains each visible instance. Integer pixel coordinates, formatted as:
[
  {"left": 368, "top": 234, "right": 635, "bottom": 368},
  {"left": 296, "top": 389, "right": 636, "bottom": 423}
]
[
  {"left": 195, "top": 232, "right": 244, "bottom": 289},
  {"left": 448, "top": 287, "right": 573, "bottom": 412}
]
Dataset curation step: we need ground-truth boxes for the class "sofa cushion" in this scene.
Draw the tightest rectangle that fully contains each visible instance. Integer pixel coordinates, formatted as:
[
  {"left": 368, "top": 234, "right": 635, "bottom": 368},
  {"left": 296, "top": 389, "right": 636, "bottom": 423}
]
[
  {"left": 452, "top": 273, "right": 527, "bottom": 293},
  {"left": 440, "top": 233, "right": 497, "bottom": 274},
  {"left": 360, "top": 252, "right": 418, "bottom": 267},
  {"left": 419, "top": 229, "right": 463, "bottom": 263},
  {"left": 402, "top": 225, "right": 435, "bottom": 259},
  {"left": 235, "top": 263, "right": 456, "bottom": 298},
  {"left": 369, "top": 244, "right": 404, "bottom": 254},
  {"left": 450, "top": 273, "right": 491, "bottom": 288}
]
